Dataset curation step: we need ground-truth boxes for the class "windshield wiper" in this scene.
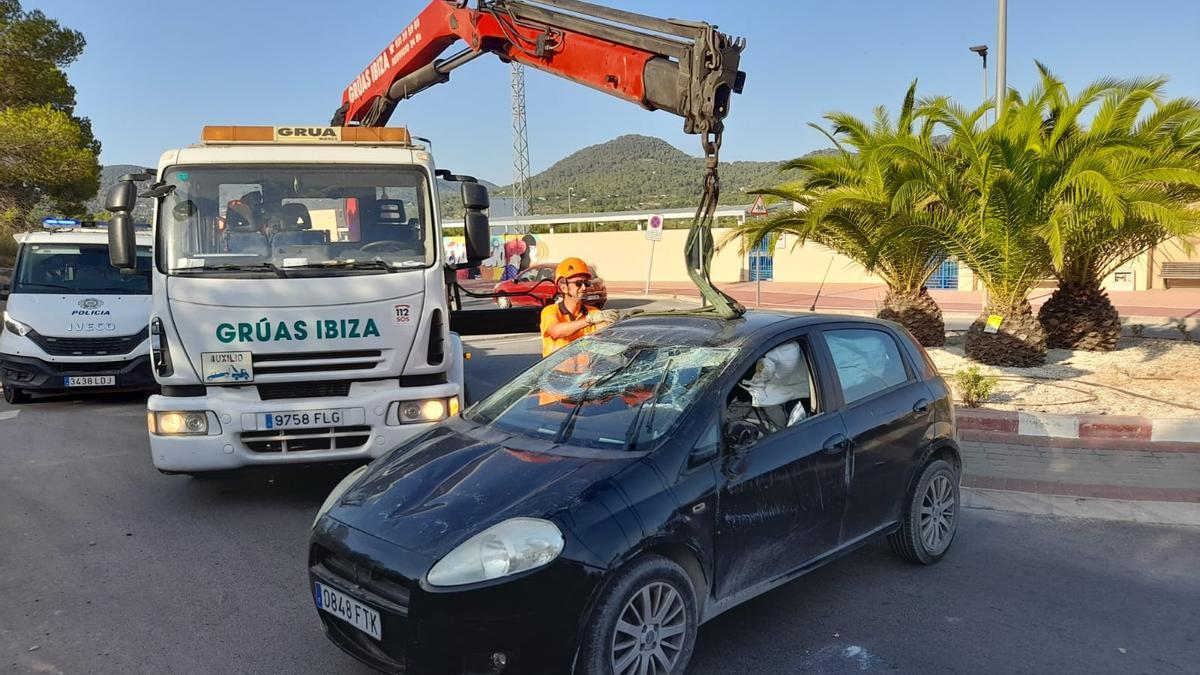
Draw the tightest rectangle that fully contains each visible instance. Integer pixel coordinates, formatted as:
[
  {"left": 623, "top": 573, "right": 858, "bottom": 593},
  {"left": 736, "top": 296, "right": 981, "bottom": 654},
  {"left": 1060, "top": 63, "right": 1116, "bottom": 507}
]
[
  {"left": 176, "top": 263, "right": 287, "bottom": 278},
  {"left": 623, "top": 358, "right": 674, "bottom": 452},
  {"left": 553, "top": 358, "right": 633, "bottom": 444}
]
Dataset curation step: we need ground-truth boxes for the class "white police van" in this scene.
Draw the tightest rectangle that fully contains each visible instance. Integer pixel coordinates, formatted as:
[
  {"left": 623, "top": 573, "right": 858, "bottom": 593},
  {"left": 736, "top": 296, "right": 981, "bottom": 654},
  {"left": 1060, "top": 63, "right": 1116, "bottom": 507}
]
[{"left": 0, "top": 220, "right": 155, "bottom": 404}]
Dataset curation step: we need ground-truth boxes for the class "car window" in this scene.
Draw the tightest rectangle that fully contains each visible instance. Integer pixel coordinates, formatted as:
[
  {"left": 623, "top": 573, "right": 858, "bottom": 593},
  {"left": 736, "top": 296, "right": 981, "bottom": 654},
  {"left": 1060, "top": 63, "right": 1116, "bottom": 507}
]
[
  {"left": 516, "top": 269, "right": 537, "bottom": 283},
  {"left": 825, "top": 328, "right": 910, "bottom": 404},
  {"left": 537, "top": 267, "right": 555, "bottom": 281},
  {"left": 723, "top": 337, "right": 821, "bottom": 452}
]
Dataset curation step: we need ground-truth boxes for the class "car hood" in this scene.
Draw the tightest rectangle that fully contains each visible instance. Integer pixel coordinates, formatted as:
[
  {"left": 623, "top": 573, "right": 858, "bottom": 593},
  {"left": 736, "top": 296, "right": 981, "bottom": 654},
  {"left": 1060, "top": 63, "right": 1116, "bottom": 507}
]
[{"left": 328, "top": 417, "right": 639, "bottom": 560}]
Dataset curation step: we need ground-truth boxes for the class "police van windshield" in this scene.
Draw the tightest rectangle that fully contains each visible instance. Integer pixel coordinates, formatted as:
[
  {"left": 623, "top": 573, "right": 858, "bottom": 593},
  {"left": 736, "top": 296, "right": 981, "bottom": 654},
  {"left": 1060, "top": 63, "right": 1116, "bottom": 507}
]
[
  {"left": 157, "top": 165, "right": 435, "bottom": 277},
  {"left": 13, "top": 243, "right": 152, "bottom": 295}
]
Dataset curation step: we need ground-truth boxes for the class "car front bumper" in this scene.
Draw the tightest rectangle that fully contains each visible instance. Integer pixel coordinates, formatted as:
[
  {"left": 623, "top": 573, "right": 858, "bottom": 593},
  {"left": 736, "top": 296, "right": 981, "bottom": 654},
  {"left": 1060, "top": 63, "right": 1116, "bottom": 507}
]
[
  {"left": 0, "top": 353, "right": 155, "bottom": 393},
  {"left": 309, "top": 517, "right": 603, "bottom": 675}
]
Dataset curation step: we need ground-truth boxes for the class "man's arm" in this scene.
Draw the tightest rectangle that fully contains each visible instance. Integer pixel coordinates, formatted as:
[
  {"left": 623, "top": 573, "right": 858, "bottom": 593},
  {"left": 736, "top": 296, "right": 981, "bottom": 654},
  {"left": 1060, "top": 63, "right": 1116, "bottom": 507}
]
[{"left": 545, "top": 317, "right": 593, "bottom": 339}]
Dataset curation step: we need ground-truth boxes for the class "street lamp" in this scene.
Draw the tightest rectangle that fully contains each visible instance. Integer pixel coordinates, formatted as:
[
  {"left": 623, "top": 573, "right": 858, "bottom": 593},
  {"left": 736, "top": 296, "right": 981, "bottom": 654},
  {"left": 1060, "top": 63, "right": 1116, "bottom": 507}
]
[
  {"left": 567, "top": 187, "right": 574, "bottom": 232},
  {"left": 969, "top": 44, "right": 989, "bottom": 124}
]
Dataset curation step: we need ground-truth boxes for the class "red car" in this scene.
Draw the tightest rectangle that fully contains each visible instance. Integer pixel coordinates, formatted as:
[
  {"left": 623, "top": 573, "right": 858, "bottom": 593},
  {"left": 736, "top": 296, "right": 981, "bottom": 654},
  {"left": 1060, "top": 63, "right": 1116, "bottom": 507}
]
[{"left": 493, "top": 262, "right": 608, "bottom": 309}]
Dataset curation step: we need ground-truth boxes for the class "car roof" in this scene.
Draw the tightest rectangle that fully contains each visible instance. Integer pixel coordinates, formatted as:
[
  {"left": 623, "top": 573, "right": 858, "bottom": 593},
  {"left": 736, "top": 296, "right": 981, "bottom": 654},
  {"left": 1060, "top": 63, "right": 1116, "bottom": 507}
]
[{"left": 602, "top": 310, "right": 902, "bottom": 348}]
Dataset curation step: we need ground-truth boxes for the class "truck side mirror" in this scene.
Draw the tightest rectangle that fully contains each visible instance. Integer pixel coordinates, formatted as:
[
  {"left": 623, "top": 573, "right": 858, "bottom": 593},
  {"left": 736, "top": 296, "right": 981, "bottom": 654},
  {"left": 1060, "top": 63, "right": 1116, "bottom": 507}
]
[
  {"left": 105, "top": 181, "right": 138, "bottom": 213},
  {"left": 461, "top": 182, "right": 490, "bottom": 211},
  {"left": 108, "top": 212, "right": 137, "bottom": 271},
  {"left": 464, "top": 212, "right": 490, "bottom": 264}
]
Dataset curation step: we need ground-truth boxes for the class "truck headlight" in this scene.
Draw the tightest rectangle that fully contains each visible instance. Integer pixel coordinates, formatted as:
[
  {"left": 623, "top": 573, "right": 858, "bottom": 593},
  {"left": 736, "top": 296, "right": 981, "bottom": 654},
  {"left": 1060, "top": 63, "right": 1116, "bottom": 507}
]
[
  {"left": 3, "top": 311, "right": 32, "bottom": 337},
  {"left": 150, "top": 411, "right": 219, "bottom": 436},
  {"left": 427, "top": 518, "right": 564, "bottom": 587},
  {"left": 386, "top": 396, "right": 460, "bottom": 425},
  {"left": 313, "top": 464, "right": 368, "bottom": 528}
]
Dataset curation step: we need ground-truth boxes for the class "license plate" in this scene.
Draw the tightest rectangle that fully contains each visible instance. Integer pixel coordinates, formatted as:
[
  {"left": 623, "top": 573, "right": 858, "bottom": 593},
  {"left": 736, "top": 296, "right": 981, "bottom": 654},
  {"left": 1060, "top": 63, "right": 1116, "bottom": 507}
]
[
  {"left": 586, "top": 294, "right": 601, "bottom": 301},
  {"left": 64, "top": 376, "right": 116, "bottom": 387},
  {"left": 315, "top": 581, "right": 381, "bottom": 640},
  {"left": 256, "top": 407, "right": 361, "bottom": 430}
]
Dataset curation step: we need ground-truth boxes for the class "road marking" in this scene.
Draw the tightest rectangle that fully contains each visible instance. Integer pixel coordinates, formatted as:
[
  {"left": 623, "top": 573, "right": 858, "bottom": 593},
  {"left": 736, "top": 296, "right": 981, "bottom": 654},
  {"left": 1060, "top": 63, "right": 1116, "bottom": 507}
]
[{"left": 0, "top": 410, "right": 19, "bottom": 421}]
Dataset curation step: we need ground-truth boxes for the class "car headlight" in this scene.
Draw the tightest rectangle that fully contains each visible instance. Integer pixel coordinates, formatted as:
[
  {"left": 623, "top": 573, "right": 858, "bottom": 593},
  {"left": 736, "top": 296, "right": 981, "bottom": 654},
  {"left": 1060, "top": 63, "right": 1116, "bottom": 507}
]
[
  {"left": 386, "top": 396, "right": 460, "bottom": 425},
  {"left": 313, "top": 465, "right": 368, "bottom": 528},
  {"left": 3, "top": 312, "right": 32, "bottom": 337},
  {"left": 427, "top": 518, "right": 564, "bottom": 587},
  {"left": 149, "top": 411, "right": 219, "bottom": 436}
]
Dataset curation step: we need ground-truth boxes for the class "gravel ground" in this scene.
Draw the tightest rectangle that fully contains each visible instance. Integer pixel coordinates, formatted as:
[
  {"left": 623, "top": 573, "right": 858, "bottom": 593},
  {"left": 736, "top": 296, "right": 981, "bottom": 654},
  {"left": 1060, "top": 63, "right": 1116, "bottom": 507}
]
[{"left": 929, "top": 335, "right": 1200, "bottom": 418}]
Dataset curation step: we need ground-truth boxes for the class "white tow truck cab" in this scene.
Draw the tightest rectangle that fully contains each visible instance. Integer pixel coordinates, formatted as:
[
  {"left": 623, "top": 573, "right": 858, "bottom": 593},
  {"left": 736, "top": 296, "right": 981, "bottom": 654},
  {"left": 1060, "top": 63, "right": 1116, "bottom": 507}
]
[
  {"left": 1, "top": 221, "right": 155, "bottom": 404},
  {"left": 103, "top": 126, "right": 493, "bottom": 474}
]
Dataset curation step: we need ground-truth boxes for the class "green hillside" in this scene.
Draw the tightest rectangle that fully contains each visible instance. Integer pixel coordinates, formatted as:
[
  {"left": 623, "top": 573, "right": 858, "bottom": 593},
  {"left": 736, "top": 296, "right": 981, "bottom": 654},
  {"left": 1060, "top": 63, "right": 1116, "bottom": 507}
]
[{"left": 506, "top": 134, "right": 800, "bottom": 214}]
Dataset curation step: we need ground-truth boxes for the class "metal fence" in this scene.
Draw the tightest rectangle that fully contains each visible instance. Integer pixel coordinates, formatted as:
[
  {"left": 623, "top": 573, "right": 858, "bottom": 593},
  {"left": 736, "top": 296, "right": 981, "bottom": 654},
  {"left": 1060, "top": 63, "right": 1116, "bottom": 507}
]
[
  {"left": 927, "top": 257, "right": 959, "bottom": 290},
  {"left": 748, "top": 238, "right": 774, "bottom": 281}
]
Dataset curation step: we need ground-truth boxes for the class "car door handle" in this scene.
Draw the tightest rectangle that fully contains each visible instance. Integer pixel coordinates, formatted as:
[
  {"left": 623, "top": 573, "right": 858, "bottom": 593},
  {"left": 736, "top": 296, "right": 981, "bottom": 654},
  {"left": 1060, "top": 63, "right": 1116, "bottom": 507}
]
[
  {"left": 822, "top": 434, "right": 850, "bottom": 454},
  {"left": 913, "top": 399, "right": 930, "bottom": 414}
]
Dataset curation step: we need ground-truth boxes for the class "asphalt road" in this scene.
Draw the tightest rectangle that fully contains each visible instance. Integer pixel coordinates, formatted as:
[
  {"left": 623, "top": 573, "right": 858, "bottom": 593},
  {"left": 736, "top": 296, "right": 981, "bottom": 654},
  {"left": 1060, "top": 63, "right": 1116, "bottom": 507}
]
[{"left": 3, "top": 299, "right": 1199, "bottom": 674}]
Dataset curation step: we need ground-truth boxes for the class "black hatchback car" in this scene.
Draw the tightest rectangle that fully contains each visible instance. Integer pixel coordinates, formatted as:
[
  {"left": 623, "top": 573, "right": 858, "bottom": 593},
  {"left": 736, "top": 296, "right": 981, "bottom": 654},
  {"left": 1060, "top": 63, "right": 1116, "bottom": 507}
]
[{"left": 308, "top": 312, "right": 961, "bottom": 675}]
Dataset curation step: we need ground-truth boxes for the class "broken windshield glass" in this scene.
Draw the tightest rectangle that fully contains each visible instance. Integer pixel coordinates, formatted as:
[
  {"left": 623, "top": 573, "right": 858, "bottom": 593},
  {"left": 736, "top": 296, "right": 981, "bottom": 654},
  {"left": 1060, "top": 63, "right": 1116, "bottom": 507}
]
[{"left": 467, "top": 336, "right": 735, "bottom": 452}]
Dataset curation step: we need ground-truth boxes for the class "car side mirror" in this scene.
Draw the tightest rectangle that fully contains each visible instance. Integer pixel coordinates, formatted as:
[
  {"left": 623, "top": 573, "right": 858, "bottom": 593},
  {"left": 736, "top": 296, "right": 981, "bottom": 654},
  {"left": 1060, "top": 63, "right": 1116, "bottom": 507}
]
[{"left": 464, "top": 211, "right": 490, "bottom": 265}]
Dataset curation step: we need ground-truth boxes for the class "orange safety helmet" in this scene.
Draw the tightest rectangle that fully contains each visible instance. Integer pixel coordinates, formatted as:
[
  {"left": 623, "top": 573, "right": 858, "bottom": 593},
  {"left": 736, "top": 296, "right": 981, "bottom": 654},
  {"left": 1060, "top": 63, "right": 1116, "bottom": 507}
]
[{"left": 555, "top": 257, "right": 592, "bottom": 281}]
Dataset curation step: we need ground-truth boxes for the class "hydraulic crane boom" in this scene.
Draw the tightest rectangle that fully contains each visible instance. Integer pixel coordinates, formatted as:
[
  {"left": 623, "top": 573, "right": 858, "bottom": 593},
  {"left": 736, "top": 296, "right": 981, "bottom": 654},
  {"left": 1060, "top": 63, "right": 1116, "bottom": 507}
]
[{"left": 334, "top": 0, "right": 747, "bottom": 317}]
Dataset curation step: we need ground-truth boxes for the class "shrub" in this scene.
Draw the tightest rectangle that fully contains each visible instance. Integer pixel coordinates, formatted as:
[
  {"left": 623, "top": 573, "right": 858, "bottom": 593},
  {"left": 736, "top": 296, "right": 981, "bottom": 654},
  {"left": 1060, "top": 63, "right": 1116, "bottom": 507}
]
[{"left": 953, "top": 366, "right": 998, "bottom": 408}]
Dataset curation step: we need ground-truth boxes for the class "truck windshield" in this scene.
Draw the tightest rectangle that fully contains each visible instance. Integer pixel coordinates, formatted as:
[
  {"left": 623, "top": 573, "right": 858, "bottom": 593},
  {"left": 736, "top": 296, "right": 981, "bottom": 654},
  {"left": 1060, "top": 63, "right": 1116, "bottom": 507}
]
[
  {"left": 157, "top": 165, "right": 435, "bottom": 276},
  {"left": 13, "top": 243, "right": 152, "bottom": 295}
]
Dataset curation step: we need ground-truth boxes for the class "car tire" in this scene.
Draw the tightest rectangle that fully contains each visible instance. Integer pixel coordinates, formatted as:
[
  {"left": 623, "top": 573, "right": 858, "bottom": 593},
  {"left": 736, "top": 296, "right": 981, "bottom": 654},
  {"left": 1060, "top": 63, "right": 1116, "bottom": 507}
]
[
  {"left": 889, "top": 458, "right": 960, "bottom": 565},
  {"left": 497, "top": 296, "right": 512, "bottom": 310},
  {"left": 575, "top": 555, "right": 698, "bottom": 675},
  {"left": 3, "top": 385, "right": 30, "bottom": 405}
]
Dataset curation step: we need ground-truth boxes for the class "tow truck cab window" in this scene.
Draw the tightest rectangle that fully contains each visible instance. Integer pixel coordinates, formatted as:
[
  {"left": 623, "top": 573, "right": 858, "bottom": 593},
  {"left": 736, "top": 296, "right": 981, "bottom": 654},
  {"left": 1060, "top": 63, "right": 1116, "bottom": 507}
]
[{"left": 13, "top": 243, "right": 152, "bottom": 295}]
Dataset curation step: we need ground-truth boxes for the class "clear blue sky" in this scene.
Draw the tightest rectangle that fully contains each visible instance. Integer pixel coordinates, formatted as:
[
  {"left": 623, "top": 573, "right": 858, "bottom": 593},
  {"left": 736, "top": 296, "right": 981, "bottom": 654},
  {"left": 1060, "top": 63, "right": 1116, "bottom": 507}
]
[{"left": 33, "top": 0, "right": 1200, "bottom": 184}]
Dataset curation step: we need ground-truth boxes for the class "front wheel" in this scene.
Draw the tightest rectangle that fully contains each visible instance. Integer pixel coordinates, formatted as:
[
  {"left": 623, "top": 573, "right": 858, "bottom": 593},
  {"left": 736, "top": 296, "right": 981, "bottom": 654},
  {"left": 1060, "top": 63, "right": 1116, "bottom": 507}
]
[
  {"left": 497, "top": 296, "right": 512, "bottom": 310},
  {"left": 889, "top": 458, "right": 960, "bottom": 564},
  {"left": 3, "top": 385, "right": 30, "bottom": 404},
  {"left": 575, "top": 555, "right": 698, "bottom": 675}
]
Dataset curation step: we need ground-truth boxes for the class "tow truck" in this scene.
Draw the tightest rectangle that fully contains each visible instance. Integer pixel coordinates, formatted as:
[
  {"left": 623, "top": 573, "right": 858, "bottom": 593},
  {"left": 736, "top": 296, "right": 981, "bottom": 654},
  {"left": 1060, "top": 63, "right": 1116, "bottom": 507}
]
[{"left": 104, "top": 0, "right": 745, "bottom": 475}]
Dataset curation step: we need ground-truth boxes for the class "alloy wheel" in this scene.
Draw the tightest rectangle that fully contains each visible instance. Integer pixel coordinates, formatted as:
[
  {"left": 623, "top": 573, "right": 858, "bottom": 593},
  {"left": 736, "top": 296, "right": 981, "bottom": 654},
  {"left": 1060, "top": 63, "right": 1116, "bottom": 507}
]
[
  {"left": 919, "top": 474, "right": 956, "bottom": 554},
  {"left": 610, "top": 581, "right": 687, "bottom": 675}
]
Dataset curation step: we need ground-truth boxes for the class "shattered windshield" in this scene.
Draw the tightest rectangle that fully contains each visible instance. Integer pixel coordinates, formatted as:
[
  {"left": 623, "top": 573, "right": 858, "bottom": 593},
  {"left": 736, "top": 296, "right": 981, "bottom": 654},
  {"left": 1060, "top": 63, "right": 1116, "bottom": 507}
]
[
  {"left": 156, "top": 165, "right": 434, "bottom": 277},
  {"left": 467, "top": 336, "right": 735, "bottom": 451}
]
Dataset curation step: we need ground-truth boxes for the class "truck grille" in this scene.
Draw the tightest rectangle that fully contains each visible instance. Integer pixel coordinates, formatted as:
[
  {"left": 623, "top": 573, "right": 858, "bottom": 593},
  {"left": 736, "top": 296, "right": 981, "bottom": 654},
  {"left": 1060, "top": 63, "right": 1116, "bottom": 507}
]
[
  {"left": 29, "top": 327, "right": 149, "bottom": 356},
  {"left": 242, "top": 425, "right": 371, "bottom": 453},
  {"left": 252, "top": 349, "right": 384, "bottom": 376},
  {"left": 256, "top": 380, "right": 353, "bottom": 400}
]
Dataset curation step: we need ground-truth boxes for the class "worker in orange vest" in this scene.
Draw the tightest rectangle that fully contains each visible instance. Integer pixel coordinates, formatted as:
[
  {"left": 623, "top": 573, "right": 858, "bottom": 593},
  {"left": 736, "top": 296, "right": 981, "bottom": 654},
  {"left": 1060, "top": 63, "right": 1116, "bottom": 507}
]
[{"left": 539, "top": 257, "right": 618, "bottom": 357}]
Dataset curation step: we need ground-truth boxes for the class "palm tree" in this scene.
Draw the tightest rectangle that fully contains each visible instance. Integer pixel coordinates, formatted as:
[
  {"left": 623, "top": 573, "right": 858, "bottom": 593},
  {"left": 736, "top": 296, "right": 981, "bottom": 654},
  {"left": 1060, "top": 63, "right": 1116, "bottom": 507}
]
[
  {"left": 729, "top": 82, "right": 949, "bottom": 346},
  {"left": 1033, "top": 78, "right": 1200, "bottom": 349}
]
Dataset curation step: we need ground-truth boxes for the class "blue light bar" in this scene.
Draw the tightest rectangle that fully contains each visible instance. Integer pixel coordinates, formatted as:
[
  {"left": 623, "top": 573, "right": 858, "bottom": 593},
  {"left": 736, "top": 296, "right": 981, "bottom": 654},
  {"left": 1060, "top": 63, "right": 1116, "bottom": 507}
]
[{"left": 42, "top": 217, "right": 81, "bottom": 228}]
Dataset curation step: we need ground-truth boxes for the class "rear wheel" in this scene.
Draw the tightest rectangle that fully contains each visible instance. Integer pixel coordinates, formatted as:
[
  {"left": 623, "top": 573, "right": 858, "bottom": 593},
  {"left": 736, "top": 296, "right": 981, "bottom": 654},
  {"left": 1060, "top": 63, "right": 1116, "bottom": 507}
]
[
  {"left": 889, "top": 459, "right": 959, "bottom": 564},
  {"left": 575, "top": 555, "right": 698, "bottom": 675},
  {"left": 3, "top": 385, "right": 30, "bottom": 405}
]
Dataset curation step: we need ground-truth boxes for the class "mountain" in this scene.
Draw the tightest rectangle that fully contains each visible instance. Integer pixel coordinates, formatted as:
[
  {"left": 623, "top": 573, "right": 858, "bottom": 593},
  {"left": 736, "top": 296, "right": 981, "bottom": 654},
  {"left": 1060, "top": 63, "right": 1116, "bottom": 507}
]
[
  {"left": 90, "top": 164, "right": 156, "bottom": 223},
  {"left": 502, "top": 134, "right": 801, "bottom": 214}
]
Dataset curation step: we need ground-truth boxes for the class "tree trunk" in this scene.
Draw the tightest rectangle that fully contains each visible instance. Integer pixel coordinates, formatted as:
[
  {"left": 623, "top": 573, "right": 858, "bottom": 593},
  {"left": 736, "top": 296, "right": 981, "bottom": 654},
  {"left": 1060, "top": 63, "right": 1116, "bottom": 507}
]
[
  {"left": 1037, "top": 280, "right": 1121, "bottom": 351},
  {"left": 877, "top": 286, "right": 946, "bottom": 347},
  {"left": 965, "top": 299, "right": 1047, "bottom": 367}
]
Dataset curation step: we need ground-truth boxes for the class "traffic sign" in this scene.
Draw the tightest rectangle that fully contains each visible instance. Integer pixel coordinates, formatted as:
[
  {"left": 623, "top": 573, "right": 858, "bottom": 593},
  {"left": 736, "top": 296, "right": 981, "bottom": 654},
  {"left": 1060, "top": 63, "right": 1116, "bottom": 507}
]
[
  {"left": 750, "top": 195, "right": 768, "bottom": 217},
  {"left": 646, "top": 214, "right": 664, "bottom": 241}
]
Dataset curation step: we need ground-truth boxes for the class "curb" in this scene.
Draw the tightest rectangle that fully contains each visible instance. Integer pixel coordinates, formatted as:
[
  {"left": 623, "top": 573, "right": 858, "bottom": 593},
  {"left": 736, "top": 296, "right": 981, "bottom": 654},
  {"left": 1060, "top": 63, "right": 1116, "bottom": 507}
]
[
  {"left": 963, "top": 487, "right": 1200, "bottom": 527},
  {"left": 957, "top": 409, "right": 1200, "bottom": 451}
]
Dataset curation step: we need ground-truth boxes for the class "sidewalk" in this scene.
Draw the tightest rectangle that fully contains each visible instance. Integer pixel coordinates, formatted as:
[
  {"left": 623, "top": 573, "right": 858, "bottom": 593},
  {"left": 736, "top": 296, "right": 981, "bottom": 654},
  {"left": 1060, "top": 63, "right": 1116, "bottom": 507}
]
[{"left": 605, "top": 281, "right": 1200, "bottom": 325}]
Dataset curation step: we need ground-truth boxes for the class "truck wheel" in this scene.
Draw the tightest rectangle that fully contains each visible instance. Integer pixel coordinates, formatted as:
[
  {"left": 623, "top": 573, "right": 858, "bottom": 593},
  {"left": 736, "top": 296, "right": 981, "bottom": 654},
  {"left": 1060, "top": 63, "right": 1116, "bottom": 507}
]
[
  {"left": 3, "top": 385, "right": 30, "bottom": 405},
  {"left": 889, "top": 459, "right": 960, "bottom": 564},
  {"left": 575, "top": 555, "right": 698, "bottom": 675}
]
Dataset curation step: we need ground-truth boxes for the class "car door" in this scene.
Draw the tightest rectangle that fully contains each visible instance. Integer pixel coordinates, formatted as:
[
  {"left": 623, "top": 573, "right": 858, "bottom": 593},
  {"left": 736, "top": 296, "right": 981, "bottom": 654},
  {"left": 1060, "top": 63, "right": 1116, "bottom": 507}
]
[
  {"left": 531, "top": 266, "right": 558, "bottom": 306},
  {"left": 819, "top": 325, "right": 932, "bottom": 543},
  {"left": 713, "top": 332, "right": 849, "bottom": 600}
]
